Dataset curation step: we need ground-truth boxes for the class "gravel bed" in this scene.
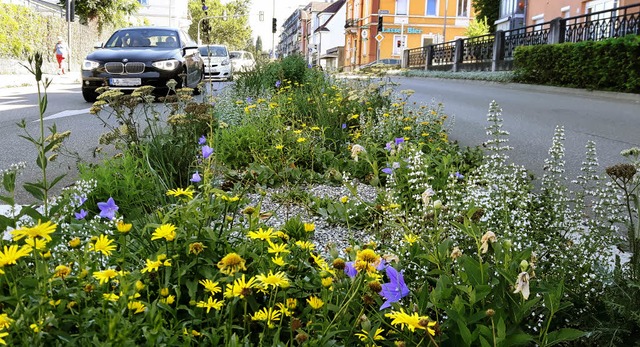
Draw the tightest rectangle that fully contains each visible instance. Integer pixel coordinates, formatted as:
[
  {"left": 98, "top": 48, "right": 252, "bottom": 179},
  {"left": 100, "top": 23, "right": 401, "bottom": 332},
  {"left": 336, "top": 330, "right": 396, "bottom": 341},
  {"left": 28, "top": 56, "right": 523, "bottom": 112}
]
[{"left": 242, "top": 182, "right": 379, "bottom": 258}]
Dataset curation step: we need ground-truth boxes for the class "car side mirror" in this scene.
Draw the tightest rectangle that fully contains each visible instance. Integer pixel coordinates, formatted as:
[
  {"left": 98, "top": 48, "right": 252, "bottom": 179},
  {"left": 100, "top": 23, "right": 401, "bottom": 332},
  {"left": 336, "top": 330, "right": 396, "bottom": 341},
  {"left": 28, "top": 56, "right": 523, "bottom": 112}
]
[
  {"left": 93, "top": 42, "right": 103, "bottom": 49},
  {"left": 183, "top": 45, "right": 199, "bottom": 56}
]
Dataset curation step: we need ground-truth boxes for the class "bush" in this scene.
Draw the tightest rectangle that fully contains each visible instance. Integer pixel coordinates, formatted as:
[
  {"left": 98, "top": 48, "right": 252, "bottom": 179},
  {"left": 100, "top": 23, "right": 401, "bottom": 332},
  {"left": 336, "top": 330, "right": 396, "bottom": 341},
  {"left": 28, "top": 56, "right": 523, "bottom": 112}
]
[{"left": 513, "top": 35, "right": 640, "bottom": 93}]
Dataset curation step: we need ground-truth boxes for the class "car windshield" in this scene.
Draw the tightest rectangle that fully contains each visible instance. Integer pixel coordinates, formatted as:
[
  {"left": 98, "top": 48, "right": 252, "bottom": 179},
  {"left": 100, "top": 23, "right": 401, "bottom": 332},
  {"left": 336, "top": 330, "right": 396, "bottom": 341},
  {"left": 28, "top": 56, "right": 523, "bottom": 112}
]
[
  {"left": 104, "top": 29, "right": 180, "bottom": 48},
  {"left": 199, "top": 46, "right": 227, "bottom": 57},
  {"left": 229, "top": 52, "right": 241, "bottom": 59}
]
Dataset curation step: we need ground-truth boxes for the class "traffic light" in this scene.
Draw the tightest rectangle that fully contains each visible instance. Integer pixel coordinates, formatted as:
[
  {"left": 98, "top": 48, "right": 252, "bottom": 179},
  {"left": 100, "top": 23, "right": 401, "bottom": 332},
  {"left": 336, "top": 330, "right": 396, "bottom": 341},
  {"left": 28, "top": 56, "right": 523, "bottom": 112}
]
[
  {"left": 377, "top": 16, "right": 383, "bottom": 32},
  {"left": 66, "top": 0, "right": 75, "bottom": 22},
  {"left": 272, "top": 18, "right": 277, "bottom": 33}
]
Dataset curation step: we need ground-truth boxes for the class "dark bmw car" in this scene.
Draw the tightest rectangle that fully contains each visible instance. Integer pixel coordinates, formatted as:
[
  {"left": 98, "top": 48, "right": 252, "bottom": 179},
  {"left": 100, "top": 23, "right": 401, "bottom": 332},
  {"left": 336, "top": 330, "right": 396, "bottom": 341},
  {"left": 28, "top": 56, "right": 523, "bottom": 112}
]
[{"left": 81, "top": 27, "right": 204, "bottom": 102}]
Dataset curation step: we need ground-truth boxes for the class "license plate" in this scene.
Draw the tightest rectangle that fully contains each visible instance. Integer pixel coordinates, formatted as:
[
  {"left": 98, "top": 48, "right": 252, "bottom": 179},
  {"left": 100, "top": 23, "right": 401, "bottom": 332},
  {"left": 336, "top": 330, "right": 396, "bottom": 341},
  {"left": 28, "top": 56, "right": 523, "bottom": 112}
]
[{"left": 110, "top": 78, "right": 141, "bottom": 87}]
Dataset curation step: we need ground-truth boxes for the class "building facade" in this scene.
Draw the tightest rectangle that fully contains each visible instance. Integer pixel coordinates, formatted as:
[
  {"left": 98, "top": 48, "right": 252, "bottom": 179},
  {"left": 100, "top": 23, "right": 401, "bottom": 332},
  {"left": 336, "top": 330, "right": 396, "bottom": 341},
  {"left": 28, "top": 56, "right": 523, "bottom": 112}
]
[
  {"left": 313, "top": 0, "right": 346, "bottom": 70},
  {"left": 497, "top": 0, "right": 640, "bottom": 30},
  {"left": 525, "top": 0, "right": 640, "bottom": 25},
  {"left": 279, "top": 6, "right": 306, "bottom": 58},
  {"left": 344, "top": 0, "right": 473, "bottom": 71}
]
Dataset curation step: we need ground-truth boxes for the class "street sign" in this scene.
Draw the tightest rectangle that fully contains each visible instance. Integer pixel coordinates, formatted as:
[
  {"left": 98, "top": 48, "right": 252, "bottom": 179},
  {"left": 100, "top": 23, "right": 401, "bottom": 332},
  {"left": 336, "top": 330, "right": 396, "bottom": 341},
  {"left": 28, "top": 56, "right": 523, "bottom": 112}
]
[
  {"left": 375, "top": 33, "right": 384, "bottom": 42},
  {"left": 379, "top": 10, "right": 389, "bottom": 14},
  {"left": 361, "top": 30, "right": 369, "bottom": 39}
]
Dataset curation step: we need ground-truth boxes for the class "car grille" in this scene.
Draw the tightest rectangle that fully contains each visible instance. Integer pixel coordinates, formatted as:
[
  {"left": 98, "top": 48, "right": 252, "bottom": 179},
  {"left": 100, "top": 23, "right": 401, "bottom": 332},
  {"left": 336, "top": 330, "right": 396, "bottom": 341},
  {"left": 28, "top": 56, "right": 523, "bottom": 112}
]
[{"left": 104, "top": 62, "right": 145, "bottom": 74}]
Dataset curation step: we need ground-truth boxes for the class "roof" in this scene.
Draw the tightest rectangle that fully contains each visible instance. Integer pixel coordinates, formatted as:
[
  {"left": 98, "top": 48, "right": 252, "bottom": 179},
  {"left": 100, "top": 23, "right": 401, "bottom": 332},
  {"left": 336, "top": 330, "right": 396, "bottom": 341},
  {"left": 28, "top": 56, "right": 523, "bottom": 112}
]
[
  {"left": 304, "top": 1, "right": 332, "bottom": 12},
  {"left": 314, "top": 0, "right": 345, "bottom": 33},
  {"left": 319, "top": 0, "right": 345, "bottom": 14}
]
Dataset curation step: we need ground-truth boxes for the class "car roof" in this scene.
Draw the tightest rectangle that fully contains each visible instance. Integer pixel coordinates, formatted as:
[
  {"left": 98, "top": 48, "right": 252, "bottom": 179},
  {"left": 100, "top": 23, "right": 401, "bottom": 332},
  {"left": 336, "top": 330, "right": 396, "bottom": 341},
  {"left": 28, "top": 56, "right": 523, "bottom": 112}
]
[{"left": 200, "top": 44, "right": 228, "bottom": 48}]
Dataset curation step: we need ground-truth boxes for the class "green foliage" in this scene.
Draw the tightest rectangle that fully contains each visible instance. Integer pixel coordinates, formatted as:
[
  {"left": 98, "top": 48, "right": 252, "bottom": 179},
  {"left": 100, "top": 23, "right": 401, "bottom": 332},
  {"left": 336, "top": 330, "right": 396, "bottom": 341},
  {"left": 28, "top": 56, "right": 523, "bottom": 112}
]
[
  {"left": 513, "top": 35, "right": 640, "bottom": 93},
  {"left": 471, "top": 0, "right": 500, "bottom": 32},
  {"left": 188, "top": 0, "right": 252, "bottom": 48},
  {"left": 58, "top": 0, "right": 139, "bottom": 33},
  {"left": 464, "top": 17, "right": 491, "bottom": 38}
]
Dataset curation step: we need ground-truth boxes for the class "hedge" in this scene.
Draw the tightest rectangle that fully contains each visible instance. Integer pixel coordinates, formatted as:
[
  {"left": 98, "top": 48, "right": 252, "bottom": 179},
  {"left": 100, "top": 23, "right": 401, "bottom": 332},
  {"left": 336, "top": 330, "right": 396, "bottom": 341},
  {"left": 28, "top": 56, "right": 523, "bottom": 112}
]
[{"left": 513, "top": 35, "right": 640, "bottom": 93}]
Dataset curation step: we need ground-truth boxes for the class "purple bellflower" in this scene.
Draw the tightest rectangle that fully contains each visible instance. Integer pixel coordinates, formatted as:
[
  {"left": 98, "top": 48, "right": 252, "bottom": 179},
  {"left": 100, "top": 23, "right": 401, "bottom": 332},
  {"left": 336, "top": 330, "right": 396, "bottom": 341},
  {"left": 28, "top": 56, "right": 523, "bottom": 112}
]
[
  {"left": 74, "top": 209, "right": 87, "bottom": 220},
  {"left": 379, "top": 265, "right": 410, "bottom": 310},
  {"left": 381, "top": 167, "right": 393, "bottom": 175},
  {"left": 275, "top": 80, "right": 281, "bottom": 88},
  {"left": 344, "top": 261, "right": 357, "bottom": 278},
  {"left": 190, "top": 171, "right": 202, "bottom": 183},
  {"left": 198, "top": 135, "right": 207, "bottom": 145},
  {"left": 97, "top": 197, "right": 118, "bottom": 220},
  {"left": 394, "top": 137, "right": 405, "bottom": 145},
  {"left": 202, "top": 145, "right": 214, "bottom": 159}
]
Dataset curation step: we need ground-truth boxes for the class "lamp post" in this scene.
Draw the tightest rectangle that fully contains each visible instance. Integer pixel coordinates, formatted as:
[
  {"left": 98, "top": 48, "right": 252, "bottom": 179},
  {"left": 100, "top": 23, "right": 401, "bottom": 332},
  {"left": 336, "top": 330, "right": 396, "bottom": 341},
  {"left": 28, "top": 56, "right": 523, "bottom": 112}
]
[{"left": 443, "top": 0, "right": 449, "bottom": 42}]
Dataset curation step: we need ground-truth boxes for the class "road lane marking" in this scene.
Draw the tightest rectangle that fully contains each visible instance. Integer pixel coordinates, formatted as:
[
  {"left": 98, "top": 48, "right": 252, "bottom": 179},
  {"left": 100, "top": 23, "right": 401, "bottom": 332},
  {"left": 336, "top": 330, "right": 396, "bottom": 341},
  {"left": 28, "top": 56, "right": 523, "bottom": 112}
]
[{"left": 38, "top": 108, "right": 92, "bottom": 122}]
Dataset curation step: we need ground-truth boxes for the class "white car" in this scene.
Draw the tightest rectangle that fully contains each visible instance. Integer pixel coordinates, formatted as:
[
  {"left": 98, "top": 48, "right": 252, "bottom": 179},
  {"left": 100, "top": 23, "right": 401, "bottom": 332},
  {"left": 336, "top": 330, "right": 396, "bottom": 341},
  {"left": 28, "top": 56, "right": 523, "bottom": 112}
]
[
  {"left": 199, "top": 45, "right": 232, "bottom": 81},
  {"left": 229, "top": 50, "right": 255, "bottom": 72}
]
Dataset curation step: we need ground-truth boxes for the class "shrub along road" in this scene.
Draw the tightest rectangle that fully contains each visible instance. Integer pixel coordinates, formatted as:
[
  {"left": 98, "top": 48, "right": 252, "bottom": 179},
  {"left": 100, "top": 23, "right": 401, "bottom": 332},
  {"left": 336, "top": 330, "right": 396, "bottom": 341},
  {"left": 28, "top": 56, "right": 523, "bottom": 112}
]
[{"left": 390, "top": 76, "right": 640, "bottom": 182}]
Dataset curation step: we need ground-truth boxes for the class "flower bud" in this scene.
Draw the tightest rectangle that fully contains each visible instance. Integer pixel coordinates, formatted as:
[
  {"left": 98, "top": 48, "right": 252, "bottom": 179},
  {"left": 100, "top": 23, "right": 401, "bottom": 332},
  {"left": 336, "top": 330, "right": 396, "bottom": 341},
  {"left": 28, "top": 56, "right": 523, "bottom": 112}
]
[
  {"left": 486, "top": 309, "right": 495, "bottom": 317},
  {"left": 520, "top": 260, "right": 529, "bottom": 272},
  {"left": 433, "top": 200, "right": 443, "bottom": 209}
]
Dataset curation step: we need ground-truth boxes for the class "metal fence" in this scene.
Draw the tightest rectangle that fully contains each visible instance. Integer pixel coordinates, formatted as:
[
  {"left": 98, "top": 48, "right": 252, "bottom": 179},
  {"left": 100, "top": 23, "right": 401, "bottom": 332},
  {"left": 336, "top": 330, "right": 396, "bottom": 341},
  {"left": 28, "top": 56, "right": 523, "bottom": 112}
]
[{"left": 405, "top": 2, "right": 640, "bottom": 71}]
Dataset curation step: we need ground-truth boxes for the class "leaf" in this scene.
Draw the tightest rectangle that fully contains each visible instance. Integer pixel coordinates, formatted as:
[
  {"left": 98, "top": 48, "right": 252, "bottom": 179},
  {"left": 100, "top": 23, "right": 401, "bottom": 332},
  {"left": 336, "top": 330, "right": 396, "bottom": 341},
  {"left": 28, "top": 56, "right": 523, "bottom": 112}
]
[
  {"left": 544, "top": 328, "right": 586, "bottom": 346},
  {"left": 503, "top": 333, "right": 535, "bottom": 346},
  {"left": 48, "top": 173, "right": 67, "bottom": 190},
  {"left": 23, "top": 183, "right": 44, "bottom": 201},
  {"left": 0, "top": 196, "right": 14, "bottom": 206}
]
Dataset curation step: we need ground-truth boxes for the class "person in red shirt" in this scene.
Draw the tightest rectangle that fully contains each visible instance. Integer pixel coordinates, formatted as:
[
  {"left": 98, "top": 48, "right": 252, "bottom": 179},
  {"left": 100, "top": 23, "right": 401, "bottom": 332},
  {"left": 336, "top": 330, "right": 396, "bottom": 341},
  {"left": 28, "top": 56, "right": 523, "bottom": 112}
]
[{"left": 53, "top": 37, "right": 68, "bottom": 74}]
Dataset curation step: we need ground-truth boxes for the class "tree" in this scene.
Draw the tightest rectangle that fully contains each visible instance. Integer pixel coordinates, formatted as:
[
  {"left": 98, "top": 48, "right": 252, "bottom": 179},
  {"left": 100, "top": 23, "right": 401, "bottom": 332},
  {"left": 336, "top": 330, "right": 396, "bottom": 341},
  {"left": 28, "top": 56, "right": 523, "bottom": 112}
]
[
  {"left": 58, "top": 0, "right": 140, "bottom": 33},
  {"left": 188, "top": 0, "right": 252, "bottom": 49},
  {"left": 472, "top": 0, "right": 500, "bottom": 32},
  {"left": 464, "top": 17, "right": 490, "bottom": 37},
  {"left": 255, "top": 36, "right": 262, "bottom": 53}
]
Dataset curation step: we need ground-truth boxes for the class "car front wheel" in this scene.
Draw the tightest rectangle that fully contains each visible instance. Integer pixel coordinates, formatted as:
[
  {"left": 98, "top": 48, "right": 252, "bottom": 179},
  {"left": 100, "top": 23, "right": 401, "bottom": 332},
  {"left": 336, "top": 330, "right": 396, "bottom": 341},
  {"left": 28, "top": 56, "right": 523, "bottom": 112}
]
[{"left": 82, "top": 87, "right": 98, "bottom": 103}]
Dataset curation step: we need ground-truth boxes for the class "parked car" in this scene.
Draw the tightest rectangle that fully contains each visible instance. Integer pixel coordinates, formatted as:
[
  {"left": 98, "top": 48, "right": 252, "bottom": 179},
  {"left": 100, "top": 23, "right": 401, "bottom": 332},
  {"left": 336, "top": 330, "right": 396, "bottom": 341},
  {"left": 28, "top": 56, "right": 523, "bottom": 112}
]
[
  {"left": 229, "top": 50, "right": 255, "bottom": 72},
  {"left": 199, "top": 45, "right": 232, "bottom": 81},
  {"left": 81, "top": 26, "right": 204, "bottom": 102}
]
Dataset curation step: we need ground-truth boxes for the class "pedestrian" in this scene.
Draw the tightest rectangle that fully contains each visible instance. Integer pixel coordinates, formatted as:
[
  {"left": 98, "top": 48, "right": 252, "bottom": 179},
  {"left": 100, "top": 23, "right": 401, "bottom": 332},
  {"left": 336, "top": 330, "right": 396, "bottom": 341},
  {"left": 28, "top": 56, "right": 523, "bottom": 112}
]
[{"left": 53, "top": 36, "right": 68, "bottom": 74}]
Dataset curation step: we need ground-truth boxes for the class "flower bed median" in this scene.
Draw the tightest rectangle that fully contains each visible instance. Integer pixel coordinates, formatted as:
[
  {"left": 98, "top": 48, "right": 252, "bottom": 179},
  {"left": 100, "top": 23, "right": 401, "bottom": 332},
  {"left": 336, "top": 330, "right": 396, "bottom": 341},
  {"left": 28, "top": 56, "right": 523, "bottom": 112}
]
[{"left": 0, "top": 54, "right": 638, "bottom": 346}]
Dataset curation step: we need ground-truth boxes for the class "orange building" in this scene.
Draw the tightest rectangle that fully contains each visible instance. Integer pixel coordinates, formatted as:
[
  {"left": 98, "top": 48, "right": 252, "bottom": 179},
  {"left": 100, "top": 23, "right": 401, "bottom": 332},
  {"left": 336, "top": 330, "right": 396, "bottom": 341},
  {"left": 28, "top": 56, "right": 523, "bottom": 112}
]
[
  {"left": 525, "top": 0, "right": 640, "bottom": 25},
  {"left": 344, "top": 0, "right": 474, "bottom": 71}
]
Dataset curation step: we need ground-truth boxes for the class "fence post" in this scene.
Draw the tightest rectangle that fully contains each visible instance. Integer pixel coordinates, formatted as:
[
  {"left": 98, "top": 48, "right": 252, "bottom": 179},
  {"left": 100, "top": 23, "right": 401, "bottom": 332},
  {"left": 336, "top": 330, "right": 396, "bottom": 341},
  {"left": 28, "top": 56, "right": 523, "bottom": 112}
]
[
  {"left": 549, "top": 17, "right": 564, "bottom": 44},
  {"left": 424, "top": 44, "right": 433, "bottom": 71},
  {"left": 453, "top": 38, "right": 464, "bottom": 72},
  {"left": 402, "top": 49, "right": 409, "bottom": 68},
  {"left": 492, "top": 30, "right": 505, "bottom": 71}
]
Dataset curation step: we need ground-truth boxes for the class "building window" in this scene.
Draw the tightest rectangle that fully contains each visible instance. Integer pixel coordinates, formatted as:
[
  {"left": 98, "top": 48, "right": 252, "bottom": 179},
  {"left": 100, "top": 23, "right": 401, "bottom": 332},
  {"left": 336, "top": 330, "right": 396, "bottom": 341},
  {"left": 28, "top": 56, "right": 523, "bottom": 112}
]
[
  {"left": 138, "top": 0, "right": 149, "bottom": 5},
  {"left": 396, "top": 0, "right": 408, "bottom": 15},
  {"left": 561, "top": 6, "right": 571, "bottom": 18},
  {"left": 426, "top": 0, "right": 437, "bottom": 16},
  {"left": 457, "top": 0, "right": 469, "bottom": 17}
]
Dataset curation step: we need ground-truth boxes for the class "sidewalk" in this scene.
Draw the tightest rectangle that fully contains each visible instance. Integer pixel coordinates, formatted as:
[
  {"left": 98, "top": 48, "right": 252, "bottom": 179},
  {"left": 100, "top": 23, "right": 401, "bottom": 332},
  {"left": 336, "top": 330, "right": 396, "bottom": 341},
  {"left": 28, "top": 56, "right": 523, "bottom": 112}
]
[{"left": 0, "top": 71, "right": 81, "bottom": 89}]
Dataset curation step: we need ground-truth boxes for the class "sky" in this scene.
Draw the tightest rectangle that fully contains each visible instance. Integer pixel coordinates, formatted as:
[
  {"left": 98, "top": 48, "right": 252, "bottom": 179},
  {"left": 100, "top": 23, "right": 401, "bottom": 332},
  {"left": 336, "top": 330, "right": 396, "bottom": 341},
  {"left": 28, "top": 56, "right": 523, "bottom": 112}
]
[{"left": 225, "top": 0, "right": 315, "bottom": 52}]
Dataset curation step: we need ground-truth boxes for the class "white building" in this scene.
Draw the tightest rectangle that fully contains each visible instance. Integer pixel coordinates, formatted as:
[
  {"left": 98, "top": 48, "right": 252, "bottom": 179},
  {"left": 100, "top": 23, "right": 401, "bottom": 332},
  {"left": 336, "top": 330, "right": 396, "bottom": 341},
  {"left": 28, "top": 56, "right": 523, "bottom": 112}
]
[
  {"left": 133, "top": 0, "right": 191, "bottom": 30},
  {"left": 313, "top": 0, "right": 345, "bottom": 70}
]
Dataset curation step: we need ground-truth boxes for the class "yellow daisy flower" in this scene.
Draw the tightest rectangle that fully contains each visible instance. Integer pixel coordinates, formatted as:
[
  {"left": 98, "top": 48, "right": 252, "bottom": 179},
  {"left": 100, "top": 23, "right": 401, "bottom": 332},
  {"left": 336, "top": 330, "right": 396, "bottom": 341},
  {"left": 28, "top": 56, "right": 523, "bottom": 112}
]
[
  {"left": 160, "top": 295, "right": 175, "bottom": 305},
  {"left": 403, "top": 233, "right": 419, "bottom": 245},
  {"left": 306, "top": 296, "right": 324, "bottom": 310},
  {"left": 196, "top": 296, "right": 224, "bottom": 313},
  {"left": 103, "top": 292, "right": 120, "bottom": 302},
  {"left": 53, "top": 265, "right": 71, "bottom": 279},
  {"left": 271, "top": 256, "right": 286, "bottom": 266},
  {"left": 304, "top": 223, "right": 315, "bottom": 232},
  {"left": 166, "top": 187, "right": 194, "bottom": 200},
  {"left": 385, "top": 308, "right": 436, "bottom": 334},
  {"left": 0, "top": 244, "right": 32, "bottom": 267},
  {"left": 267, "top": 240, "right": 290, "bottom": 255},
  {"left": 91, "top": 234, "right": 116, "bottom": 256},
  {"left": 295, "top": 240, "right": 315, "bottom": 251},
  {"left": 199, "top": 279, "right": 221, "bottom": 294},
  {"left": 247, "top": 228, "right": 275, "bottom": 241},
  {"left": 24, "top": 237, "right": 48, "bottom": 250},
  {"left": 256, "top": 271, "right": 289, "bottom": 289},
  {"left": 355, "top": 327, "right": 386, "bottom": 342},
  {"left": 128, "top": 301, "right": 146, "bottom": 314},
  {"left": 93, "top": 268, "right": 119, "bottom": 284},
  {"left": 251, "top": 307, "right": 281, "bottom": 328},
  {"left": 151, "top": 224, "right": 177, "bottom": 242},
  {"left": 0, "top": 313, "right": 14, "bottom": 329},
  {"left": 68, "top": 237, "right": 81, "bottom": 248},
  {"left": 217, "top": 253, "right": 247, "bottom": 276},
  {"left": 117, "top": 220, "right": 132, "bottom": 233},
  {"left": 11, "top": 220, "right": 56, "bottom": 241},
  {"left": 224, "top": 274, "right": 257, "bottom": 299}
]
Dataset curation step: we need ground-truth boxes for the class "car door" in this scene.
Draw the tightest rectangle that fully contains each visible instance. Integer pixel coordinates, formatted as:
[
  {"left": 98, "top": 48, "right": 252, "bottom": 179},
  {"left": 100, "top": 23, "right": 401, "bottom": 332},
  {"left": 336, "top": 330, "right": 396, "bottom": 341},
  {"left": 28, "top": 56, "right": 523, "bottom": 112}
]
[{"left": 179, "top": 30, "right": 202, "bottom": 86}]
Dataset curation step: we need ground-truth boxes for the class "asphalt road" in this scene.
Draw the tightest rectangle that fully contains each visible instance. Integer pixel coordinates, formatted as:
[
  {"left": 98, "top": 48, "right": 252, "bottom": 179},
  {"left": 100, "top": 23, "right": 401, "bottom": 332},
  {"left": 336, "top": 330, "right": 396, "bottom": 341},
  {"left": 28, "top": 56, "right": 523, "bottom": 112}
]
[
  {"left": 390, "top": 76, "right": 640, "bottom": 182},
  {"left": 0, "top": 77, "right": 230, "bottom": 204}
]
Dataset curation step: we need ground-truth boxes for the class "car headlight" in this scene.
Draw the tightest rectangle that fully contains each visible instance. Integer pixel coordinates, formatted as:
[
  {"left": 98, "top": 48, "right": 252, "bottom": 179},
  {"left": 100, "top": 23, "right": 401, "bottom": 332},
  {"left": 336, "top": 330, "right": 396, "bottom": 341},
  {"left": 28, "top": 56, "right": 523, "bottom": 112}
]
[
  {"left": 152, "top": 59, "right": 179, "bottom": 71},
  {"left": 82, "top": 60, "right": 100, "bottom": 71},
  {"left": 221, "top": 59, "right": 229, "bottom": 66}
]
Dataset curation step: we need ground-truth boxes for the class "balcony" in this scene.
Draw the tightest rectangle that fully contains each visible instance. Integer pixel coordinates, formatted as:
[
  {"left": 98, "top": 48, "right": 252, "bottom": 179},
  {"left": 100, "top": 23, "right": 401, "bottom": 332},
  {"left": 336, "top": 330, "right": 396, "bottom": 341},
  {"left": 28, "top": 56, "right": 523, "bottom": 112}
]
[{"left": 345, "top": 19, "right": 358, "bottom": 29}]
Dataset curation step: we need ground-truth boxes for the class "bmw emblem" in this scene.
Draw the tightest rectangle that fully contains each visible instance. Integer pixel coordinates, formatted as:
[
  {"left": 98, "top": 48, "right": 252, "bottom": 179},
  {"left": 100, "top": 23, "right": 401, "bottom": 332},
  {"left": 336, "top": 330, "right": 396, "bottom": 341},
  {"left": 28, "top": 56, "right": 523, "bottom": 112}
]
[{"left": 122, "top": 58, "right": 129, "bottom": 63}]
